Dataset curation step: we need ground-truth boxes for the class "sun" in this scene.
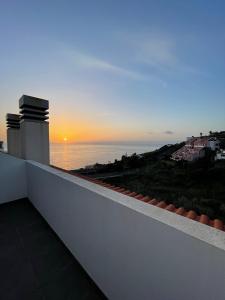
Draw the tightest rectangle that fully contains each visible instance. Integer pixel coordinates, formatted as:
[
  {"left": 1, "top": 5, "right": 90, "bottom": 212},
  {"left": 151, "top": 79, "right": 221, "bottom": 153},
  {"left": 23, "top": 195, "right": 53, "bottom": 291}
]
[{"left": 63, "top": 137, "right": 68, "bottom": 142}]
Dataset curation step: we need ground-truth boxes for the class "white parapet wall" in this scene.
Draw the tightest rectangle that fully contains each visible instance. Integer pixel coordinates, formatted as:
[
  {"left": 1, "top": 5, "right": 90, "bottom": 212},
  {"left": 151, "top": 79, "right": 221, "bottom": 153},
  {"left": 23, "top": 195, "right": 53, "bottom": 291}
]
[
  {"left": 0, "top": 152, "right": 27, "bottom": 203},
  {"left": 26, "top": 161, "right": 225, "bottom": 300}
]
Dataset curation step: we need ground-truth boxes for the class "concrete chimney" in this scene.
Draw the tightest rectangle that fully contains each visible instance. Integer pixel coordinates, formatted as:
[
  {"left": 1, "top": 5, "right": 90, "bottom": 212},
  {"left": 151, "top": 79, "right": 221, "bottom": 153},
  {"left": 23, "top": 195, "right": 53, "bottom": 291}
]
[
  {"left": 19, "top": 95, "right": 50, "bottom": 164},
  {"left": 6, "top": 113, "right": 21, "bottom": 157}
]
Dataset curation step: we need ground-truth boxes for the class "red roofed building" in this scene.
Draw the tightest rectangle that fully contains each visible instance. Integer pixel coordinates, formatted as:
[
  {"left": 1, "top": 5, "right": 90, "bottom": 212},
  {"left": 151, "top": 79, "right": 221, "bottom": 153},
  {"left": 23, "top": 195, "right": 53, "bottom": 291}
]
[{"left": 171, "top": 136, "right": 220, "bottom": 161}]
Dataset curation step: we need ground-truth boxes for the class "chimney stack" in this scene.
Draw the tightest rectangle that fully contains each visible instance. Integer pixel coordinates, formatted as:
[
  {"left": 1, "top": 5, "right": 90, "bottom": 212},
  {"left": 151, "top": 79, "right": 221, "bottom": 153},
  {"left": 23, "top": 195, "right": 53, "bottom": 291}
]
[
  {"left": 19, "top": 95, "right": 50, "bottom": 164},
  {"left": 6, "top": 113, "right": 21, "bottom": 157}
]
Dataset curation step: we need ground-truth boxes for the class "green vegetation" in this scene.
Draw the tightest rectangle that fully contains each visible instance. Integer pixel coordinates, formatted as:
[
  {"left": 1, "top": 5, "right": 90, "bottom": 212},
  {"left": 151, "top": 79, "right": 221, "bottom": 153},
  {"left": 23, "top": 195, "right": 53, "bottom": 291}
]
[
  {"left": 76, "top": 135, "right": 225, "bottom": 221},
  {"left": 104, "top": 158, "right": 225, "bottom": 221}
]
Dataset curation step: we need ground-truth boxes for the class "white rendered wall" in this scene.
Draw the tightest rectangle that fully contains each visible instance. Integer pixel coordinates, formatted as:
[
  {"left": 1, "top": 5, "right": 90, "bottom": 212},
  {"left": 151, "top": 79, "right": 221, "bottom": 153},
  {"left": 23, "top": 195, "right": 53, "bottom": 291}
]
[
  {"left": 209, "top": 140, "right": 220, "bottom": 151},
  {"left": 0, "top": 152, "right": 27, "bottom": 203},
  {"left": 27, "top": 161, "right": 225, "bottom": 300},
  {"left": 20, "top": 120, "right": 49, "bottom": 164},
  {"left": 7, "top": 128, "right": 21, "bottom": 158}
]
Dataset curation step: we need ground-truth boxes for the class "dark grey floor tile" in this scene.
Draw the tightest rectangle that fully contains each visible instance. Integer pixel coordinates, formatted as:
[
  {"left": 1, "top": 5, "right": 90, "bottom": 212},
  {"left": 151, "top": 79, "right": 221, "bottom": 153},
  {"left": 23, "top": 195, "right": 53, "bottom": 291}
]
[
  {"left": 41, "top": 262, "right": 104, "bottom": 300},
  {"left": 0, "top": 260, "right": 38, "bottom": 297},
  {"left": 0, "top": 199, "right": 106, "bottom": 300},
  {"left": 3, "top": 287, "right": 45, "bottom": 300}
]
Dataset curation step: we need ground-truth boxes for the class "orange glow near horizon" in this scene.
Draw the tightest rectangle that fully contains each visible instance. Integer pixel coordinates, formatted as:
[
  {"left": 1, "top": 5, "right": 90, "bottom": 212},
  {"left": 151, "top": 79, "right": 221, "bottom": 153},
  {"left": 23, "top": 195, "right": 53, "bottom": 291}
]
[
  {"left": 50, "top": 124, "right": 118, "bottom": 143},
  {"left": 0, "top": 117, "right": 180, "bottom": 145},
  {"left": 49, "top": 118, "right": 143, "bottom": 144},
  {"left": 49, "top": 120, "right": 108, "bottom": 143}
]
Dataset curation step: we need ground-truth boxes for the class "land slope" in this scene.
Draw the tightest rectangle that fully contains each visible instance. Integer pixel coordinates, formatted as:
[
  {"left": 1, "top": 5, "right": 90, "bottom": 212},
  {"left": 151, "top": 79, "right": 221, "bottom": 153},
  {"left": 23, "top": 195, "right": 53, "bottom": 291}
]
[{"left": 74, "top": 139, "right": 225, "bottom": 221}]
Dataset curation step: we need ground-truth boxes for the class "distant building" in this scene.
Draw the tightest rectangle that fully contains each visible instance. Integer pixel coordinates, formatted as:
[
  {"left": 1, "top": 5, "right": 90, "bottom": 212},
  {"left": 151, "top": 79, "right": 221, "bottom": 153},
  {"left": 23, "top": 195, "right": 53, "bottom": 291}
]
[
  {"left": 215, "top": 150, "right": 225, "bottom": 160},
  {"left": 171, "top": 136, "right": 220, "bottom": 162}
]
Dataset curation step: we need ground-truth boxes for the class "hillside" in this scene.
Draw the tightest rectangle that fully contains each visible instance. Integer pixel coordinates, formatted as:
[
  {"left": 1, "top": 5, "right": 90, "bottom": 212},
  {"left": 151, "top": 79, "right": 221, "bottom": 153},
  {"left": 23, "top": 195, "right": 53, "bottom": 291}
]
[
  {"left": 74, "top": 139, "right": 225, "bottom": 221},
  {"left": 104, "top": 158, "right": 225, "bottom": 221}
]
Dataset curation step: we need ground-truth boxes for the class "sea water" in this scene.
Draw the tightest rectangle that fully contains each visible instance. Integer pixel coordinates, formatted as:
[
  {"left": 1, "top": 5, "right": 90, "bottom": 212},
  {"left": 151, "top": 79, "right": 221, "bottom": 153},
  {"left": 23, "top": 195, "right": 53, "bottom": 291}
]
[{"left": 50, "top": 143, "right": 159, "bottom": 170}]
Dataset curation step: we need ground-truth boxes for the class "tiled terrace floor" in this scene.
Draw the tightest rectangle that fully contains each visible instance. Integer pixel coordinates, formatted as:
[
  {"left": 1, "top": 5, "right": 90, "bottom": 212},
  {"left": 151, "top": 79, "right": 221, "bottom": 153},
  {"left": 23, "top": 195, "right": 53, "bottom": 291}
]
[{"left": 0, "top": 198, "right": 106, "bottom": 300}]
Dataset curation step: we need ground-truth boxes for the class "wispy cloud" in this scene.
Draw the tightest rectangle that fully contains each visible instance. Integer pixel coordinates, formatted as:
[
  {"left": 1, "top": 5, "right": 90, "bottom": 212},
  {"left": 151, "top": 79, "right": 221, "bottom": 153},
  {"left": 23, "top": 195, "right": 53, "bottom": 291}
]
[
  {"left": 164, "top": 130, "right": 174, "bottom": 135},
  {"left": 66, "top": 50, "right": 147, "bottom": 80},
  {"left": 137, "top": 34, "right": 177, "bottom": 69},
  {"left": 147, "top": 130, "right": 174, "bottom": 135},
  {"left": 146, "top": 131, "right": 154, "bottom": 135},
  {"left": 122, "top": 32, "right": 208, "bottom": 76}
]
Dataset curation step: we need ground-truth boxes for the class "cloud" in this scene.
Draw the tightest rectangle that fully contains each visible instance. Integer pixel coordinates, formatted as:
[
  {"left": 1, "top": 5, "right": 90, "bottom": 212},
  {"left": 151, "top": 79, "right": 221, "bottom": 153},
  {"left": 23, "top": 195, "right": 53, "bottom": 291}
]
[
  {"left": 164, "top": 130, "right": 174, "bottom": 135},
  {"left": 66, "top": 50, "right": 147, "bottom": 80},
  {"left": 147, "top": 130, "right": 174, "bottom": 135},
  {"left": 122, "top": 32, "right": 208, "bottom": 76},
  {"left": 137, "top": 35, "right": 178, "bottom": 69},
  {"left": 146, "top": 131, "right": 154, "bottom": 135}
]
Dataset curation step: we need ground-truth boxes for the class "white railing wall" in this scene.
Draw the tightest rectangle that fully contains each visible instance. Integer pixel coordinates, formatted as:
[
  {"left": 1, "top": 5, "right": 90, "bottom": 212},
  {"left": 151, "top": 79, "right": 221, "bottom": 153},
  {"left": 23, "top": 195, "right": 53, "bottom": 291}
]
[
  {"left": 0, "top": 152, "right": 27, "bottom": 203},
  {"left": 26, "top": 161, "right": 225, "bottom": 300}
]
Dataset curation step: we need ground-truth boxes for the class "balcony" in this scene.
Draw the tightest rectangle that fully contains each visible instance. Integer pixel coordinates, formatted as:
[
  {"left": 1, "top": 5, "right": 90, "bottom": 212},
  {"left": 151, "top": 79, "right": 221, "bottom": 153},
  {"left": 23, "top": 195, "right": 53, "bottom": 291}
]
[
  {"left": 0, "top": 198, "right": 105, "bottom": 299},
  {"left": 1, "top": 151, "right": 225, "bottom": 300}
]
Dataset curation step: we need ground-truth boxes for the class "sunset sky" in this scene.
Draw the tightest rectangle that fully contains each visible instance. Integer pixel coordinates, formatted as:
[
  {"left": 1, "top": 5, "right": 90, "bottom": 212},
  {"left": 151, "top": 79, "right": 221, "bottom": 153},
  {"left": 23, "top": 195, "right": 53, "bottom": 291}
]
[{"left": 0, "top": 1, "right": 225, "bottom": 144}]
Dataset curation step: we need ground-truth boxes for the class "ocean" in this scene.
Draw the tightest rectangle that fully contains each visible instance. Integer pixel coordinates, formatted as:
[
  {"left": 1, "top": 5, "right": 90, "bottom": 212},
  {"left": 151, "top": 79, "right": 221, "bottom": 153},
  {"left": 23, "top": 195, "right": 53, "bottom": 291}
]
[{"left": 50, "top": 143, "right": 159, "bottom": 170}]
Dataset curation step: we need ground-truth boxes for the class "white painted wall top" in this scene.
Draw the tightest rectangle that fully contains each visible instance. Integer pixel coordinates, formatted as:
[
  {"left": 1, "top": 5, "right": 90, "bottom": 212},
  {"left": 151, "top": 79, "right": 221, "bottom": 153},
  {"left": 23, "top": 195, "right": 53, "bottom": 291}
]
[{"left": 28, "top": 161, "right": 225, "bottom": 252}]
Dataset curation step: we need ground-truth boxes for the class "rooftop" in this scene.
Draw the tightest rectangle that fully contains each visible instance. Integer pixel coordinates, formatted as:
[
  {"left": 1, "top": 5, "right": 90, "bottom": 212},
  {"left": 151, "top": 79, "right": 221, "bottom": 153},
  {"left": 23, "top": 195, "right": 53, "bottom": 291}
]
[
  {"left": 0, "top": 198, "right": 105, "bottom": 300},
  {"left": 54, "top": 167, "right": 225, "bottom": 232},
  {"left": 1, "top": 152, "right": 225, "bottom": 299}
]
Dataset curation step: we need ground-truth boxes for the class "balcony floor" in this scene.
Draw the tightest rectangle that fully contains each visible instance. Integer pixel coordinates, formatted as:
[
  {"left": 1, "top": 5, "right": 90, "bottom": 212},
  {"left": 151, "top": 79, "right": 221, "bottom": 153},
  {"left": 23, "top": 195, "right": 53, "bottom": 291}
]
[{"left": 0, "top": 198, "right": 106, "bottom": 300}]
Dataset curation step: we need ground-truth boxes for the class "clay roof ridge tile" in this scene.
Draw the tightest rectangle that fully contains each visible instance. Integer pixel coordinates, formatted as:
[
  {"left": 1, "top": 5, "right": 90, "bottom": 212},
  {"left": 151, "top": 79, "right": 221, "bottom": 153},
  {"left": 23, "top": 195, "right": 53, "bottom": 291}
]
[
  {"left": 165, "top": 204, "right": 176, "bottom": 212},
  {"left": 156, "top": 201, "right": 167, "bottom": 209},
  {"left": 51, "top": 167, "right": 225, "bottom": 233},
  {"left": 149, "top": 199, "right": 159, "bottom": 206}
]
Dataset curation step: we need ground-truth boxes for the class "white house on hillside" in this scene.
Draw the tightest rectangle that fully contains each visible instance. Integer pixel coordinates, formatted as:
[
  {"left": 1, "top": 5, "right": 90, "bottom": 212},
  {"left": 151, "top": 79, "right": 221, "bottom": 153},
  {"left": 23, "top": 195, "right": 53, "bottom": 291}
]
[
  {"left": 216, "top": 150, "right": 225, "bottom": 160},
  {"left": 172, "top": 136, "right": 220, "bottom": 161}
]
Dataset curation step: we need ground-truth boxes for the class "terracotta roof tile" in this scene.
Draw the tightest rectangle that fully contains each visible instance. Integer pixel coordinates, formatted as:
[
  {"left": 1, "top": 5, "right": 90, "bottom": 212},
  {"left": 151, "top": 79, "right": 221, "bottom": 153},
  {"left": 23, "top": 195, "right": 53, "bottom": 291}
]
[
  {"left": 213, "top": 219, "right": 224, "bottom": 231},
  {"left": 126, "top": 192, "right": 138, "bottom": 197},
  {"left": 199, "top": 215, "right": 209, "bottom": 225},
  {"left": 50, "top": 166, "right": 225, "bottom": 232},
  {"left": 134, "top": 194, "right": 145, "bottom": 200},
  {"left": 116, "top": 188, "right": 126, "bottom": 192},
  {"left": 121, "top": 190, "right": 131, "bottom": 195},
  {"left": 156, "top": 201, "right": 167, "bottom": 208},
  {"left": 148, "top": 199, "right": 159, "bottom": 205},
  {"left": 113, "top": 187, "right": 124, "bottom": 191},
  {"left": 175, "top": 207, "right": 186, "bottom": 216},
  {"left": 141, "top": 196, "right": 152, "bottom": 203},
  {"left": 185, "top": 210, "right": 198, "bottom": 220},
  {"left": 165, "top": 204, "right": 176, "bottom": 212}
]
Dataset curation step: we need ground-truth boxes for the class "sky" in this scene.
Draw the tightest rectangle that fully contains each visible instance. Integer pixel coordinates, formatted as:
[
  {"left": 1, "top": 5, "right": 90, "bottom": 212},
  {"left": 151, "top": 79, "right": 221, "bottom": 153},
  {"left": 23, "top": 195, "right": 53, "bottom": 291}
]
[{"left": 0, "top": 0, "right": 225, "bottom": 144}]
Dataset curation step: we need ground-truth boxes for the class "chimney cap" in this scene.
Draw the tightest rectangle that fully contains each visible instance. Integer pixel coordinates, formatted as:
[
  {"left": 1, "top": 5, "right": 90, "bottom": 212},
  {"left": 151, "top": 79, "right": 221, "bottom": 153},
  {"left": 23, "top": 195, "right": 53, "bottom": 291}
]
[
  {"left": 6, "top": 113, "right": 20, "bottom": 121},
  {"left": 19, "top": 95, "right": 49, "bottom": 110}
]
